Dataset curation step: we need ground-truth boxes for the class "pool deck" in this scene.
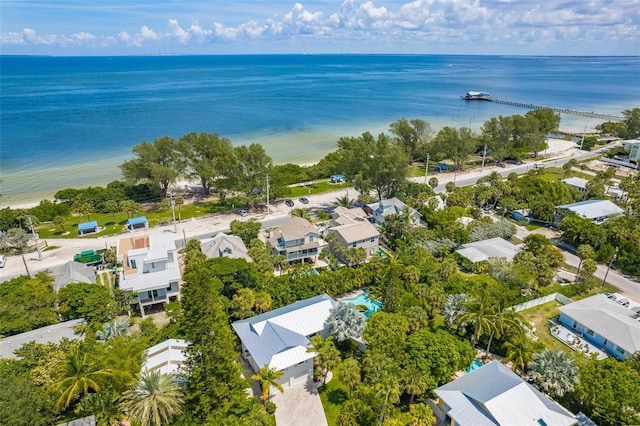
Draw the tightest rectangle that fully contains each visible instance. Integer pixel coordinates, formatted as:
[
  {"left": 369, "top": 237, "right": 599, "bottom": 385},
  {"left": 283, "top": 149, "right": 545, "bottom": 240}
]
[
  {"left": 336, "top": 288, "right": 365, "bottom": 302},
  {"left": 549, "top": 321, "right": 608, "bottom": 360}
]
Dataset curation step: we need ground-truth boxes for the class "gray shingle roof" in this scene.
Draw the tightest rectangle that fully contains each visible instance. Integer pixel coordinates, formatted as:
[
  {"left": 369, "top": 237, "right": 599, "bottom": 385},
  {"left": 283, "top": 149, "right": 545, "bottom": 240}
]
[
  {"left": 435, "top": 361, "right": 576, "bottom": 426},
  {"left": 556, "top": 199, "right": 624, "bottom": 220},
  {"left": 50, "top": 261, "right": 96, "bottom": 291},
  {"left": 201, "top": 232, "right": 251, "bottom": 261},
  {"left": 232, "top": 294, "right": 337, "bottom": 371},
  {"left": 559, "top": 294, "right": 640, "bottom": 354},
  {"left": 456, "top": 237, "right": 522, "bottom": 263}
]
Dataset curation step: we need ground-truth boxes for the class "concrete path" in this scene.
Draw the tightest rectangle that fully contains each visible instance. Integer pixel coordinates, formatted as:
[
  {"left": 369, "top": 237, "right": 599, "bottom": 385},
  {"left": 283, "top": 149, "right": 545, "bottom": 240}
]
[{"left": 272, "top": 379, "right": 328, "bottom": 426}]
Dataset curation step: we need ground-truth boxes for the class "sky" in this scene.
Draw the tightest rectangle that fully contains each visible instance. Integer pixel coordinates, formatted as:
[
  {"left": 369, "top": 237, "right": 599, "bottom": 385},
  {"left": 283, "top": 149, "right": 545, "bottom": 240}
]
[{"left": 1, "top": 0, "right": 639, "bottom": 56}]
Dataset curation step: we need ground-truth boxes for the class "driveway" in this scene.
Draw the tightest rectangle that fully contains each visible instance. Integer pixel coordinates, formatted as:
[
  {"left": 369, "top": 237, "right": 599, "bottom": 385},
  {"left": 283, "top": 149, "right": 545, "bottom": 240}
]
[{"left": 272, "top": 380, "right": 327, "bottom": 426}]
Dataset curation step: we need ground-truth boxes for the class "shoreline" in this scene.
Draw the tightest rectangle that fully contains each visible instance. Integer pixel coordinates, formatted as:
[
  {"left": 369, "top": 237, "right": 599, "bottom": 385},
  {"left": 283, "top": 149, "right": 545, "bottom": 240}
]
[{"left": 2, "top": 137, "right": 581, "bottom": 210}]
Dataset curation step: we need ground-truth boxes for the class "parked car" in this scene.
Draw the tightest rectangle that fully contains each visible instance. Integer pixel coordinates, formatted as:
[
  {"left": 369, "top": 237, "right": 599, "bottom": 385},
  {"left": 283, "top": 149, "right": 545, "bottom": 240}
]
[
  {"left": 496, "top": 162, "right": 506, "bottom": 168},
  {"left": 0, "top": 254, "right": 5, "bottom": 268},
  {"left": 506, "top": 158, "right": 523, "bottom": 165},
  {"left": 238, "top": 209, "right": 248, "bottom": 217},
  {"left": 299, "top": 197, "right": 309, "bottom": 204},
  {"left": 284, "top": 199, "right": 294, "bottom": 208}
]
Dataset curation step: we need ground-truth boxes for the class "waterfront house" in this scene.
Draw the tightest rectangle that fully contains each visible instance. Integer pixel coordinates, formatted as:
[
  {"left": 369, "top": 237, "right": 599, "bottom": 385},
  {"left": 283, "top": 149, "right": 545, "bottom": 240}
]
[
  {"left": 232, "top": 294, "right": 337, "bottom": 389},
  {"left": 201, "top": 232, "right": 251, "bottom": 262},
  {"left": 558, "top": 294, "right": 640, "bottom": 361},
  {"left": 267, "top": 216, "right": 320, "bottom": 263},
  {"left": 433, "top": 360, "right": 577, "bottom": 426},
  {"left": 117, "top": 234, "right": 181, "bottom": 317},
  {"left": 456, "top": 237, "right": 522, "bottom": 264},
  {"left": 621, "top": 139, "right": 640, "bottom": 165},
  {"left": 366, "top": 197, "right": 421, "bottom": 226},
  {"left": 556, "top": 199, "right": 624, "bottom": 223}
]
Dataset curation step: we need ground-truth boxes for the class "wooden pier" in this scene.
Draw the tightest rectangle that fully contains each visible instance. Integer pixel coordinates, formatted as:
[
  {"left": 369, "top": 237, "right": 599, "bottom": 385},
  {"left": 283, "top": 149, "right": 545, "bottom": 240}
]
[{"left": 488, "top": 98, "right": 624, "bottom": 121}]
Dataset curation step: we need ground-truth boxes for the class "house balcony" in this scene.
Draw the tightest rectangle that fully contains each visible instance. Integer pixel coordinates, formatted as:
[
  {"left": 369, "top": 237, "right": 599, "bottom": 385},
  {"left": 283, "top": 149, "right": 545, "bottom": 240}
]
[{"left": 548, "top": 318, "right": 608, "bottom": 360}]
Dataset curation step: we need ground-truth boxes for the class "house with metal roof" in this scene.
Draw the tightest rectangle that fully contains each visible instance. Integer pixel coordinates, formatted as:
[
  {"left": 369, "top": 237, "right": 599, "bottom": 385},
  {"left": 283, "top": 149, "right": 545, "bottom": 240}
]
[
  {"left": 456, "top": 237, "right": 522, "bottom": 264},
  {"left": 267, "top": 216, "right": 320, "bottom": 263},
  {"left": 232, "top": 294, "right": 337, "bottom": 389},
  {"left": 201, "top": 232, "right": 251, "bottom": 262},
  {"left": 142, "top": 338, "right": 189, "bottom": 377},
  {"left": 558, "top": 294, "right": 640, "bottom": 360},
  {"left": 561, "top": 177, "right": 589, "bottom": 193},
  {"left": 556, "top": 199, "right": 624, "bottom": 223},
  {"left": 327, "top": 206, "right": 380, "bottom": 255},
  {"left": 127, "top": 216, "right": 148, "bottom": 231},
  {"left": 434, "top": 360, "right": 577, "bottom": 426},
  {"left": 49, "top": 260, "right": 96, "bottom": 291},
  {"left": 0, "top": 319, "right": 85, "bottom": 359},
  {"left": 366, "top": 197, "right": 421, "bottom": 226},
  {"left": 116, "top": 234, "right": 181, "bottom": 317}
]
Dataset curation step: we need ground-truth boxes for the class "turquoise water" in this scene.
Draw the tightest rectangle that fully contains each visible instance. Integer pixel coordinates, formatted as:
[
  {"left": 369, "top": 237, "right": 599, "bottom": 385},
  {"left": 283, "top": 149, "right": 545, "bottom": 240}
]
[
  {"left": 466, "top": 359, "right": 483, "bottom": 373},
  {"left": 1, "top": 55, "right": 639, "bottom": 205},
  {"left": 342, "top": 292, "right": 382, "bottom": 318}
]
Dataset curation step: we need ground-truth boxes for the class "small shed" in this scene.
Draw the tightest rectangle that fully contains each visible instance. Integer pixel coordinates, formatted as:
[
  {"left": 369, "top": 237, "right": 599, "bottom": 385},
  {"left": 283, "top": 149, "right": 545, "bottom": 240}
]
[
  {"left": 330, "top": 174, "right": 345, "bottom": 184},
  {"left": 127, "top": 216, "right": 148, "bottom": 231},
  {"left": 434, "top": 163, "right": 449, "bottom": 172},
  {"left": 78, "top": 221, "right": 98, "bottom": 235}
]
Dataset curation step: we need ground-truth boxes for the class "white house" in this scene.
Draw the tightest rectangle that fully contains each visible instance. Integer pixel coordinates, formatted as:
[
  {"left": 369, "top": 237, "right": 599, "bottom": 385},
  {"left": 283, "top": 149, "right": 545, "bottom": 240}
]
[
  {"left": 201, "top": 232, "right": 251, "bottom": 262},
  {"left": 621, "top": 139, "right": 640, "bottom": 164},
  {"left": 434, "top": 361, "right": 577, "bottom": 426},
  {"left": 366, "top": 197, "right": 421, "bottom": 226},
  {"left": 456, "top": 237, "right": 522, "bottom": 264},
  {"left": 327, "top": 206, "right": 380, "bottom": 254},
  {"left": 558, "top": 294, "right": 640, "bottom": 361},
  {"left": 556, "top": 199, "right": 624, "bottom": 223},
  {"left": 117, "top": 234, "right": 181, "bottom": 317},
  {"left": 232, "top": 294, "right": 337, "bottom": 389},
  {"left": 561, "top": 177, "right": 589, "bottom": 193},
  {"left": 142, "top": 338, "right": 189, "bottom": 377},
  {"left": 267, "top": 216, "right": 320, "bottom": 263}
]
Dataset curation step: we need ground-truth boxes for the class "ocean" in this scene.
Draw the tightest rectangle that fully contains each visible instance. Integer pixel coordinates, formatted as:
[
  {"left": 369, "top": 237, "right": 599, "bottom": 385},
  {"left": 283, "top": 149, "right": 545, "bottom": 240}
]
[{"left": 1, "top": 55, "right": 639, "bottom": 206}]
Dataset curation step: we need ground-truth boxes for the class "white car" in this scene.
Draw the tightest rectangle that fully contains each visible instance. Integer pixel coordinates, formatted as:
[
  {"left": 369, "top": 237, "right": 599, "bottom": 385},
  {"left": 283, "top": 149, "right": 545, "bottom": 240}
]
[{"left": 0, "top": 255, "right": 5, "bottom": 268}]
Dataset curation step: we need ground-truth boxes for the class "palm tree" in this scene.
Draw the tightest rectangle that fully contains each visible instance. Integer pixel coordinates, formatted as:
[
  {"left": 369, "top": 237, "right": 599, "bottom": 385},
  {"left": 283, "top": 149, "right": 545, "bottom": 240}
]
[
  {"left": 318, "top": 343, "right": 341, "bottom": 385},
  {"left": 307, "top": 334, "right": 335, "bottom": 382},
  {"left": 503, "top": 335, "right": 534, "bottom": 372},
  {"left": 122, "top": 369, "right": 184, "bottom": 426},
  {"left": 443, "top": 293, "right": 468, "bottom": 326},
  {"left": 457, "top": 296, "right": 496, "bottom": 347},
  {"left": 327, "top": 302, "right": 366, "bottom": 342},
  {"left": 96, "top": 319, "right": 130, "bottom": 342},
  {"left": 529, "top": 349, "right": 579, "bottom": 397},
  {"left": 55, "top": 348, "right": 112, "bottom": 410},
  {"left": 254, "top": 290, "right": 272, "bottom": 313},
  {"left": 53, "top": 215, "right": 66, "bottom": 233},
  {"left": 485, "top": 308, "right": 524, "bottom": 356},
  {"left": 403, "top": 368, "right": 431, "bottom": 404},
  {"left": 251, "top": 364, "right": 284, "bottom": 405},
  {"left": 428, "top": 177, "right": 439, "bottom": 189},
  {"left": 338, "top": 358, "right": 361, "bottom": 395},
  {"left": 375, "top": 375, "right": 402, "bottom": 426},
  {"left": 333, "top": 195, "right": 355, "bottom": 208},
  {"left": 291, "top": 207, "right": 312, "bottom": 220}
]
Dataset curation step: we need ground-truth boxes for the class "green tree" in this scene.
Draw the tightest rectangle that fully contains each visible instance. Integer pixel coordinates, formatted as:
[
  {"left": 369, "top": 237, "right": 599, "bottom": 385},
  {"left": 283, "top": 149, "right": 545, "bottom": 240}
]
[
  {"left": 58, "top": 282, "right": 115, "bottom": 326},
  {"left": 72, "top": 199, "right": 94, "bottom": 222},
  {"left": 576, "top": 244, "right": 596, "bottom": 276},
  {"left": 503, "top": 335, "right": 535, "bottom": 372},
  {"left": 430, "top": 126, "right": 478, "bottom": 171},
  {"left": 119, "top": 136, "right": 185, "bottom": 199},
  {"left": 227, "top": 143, "right": 273, "bottom": 199},
  {"left": 53, "top": 215, "right": 66, "bottom": 232},
  {"left": 0, "top": 362, "right": 56, "bottom": 426},
  {"left": 339, "top": 358, "right": 361, "bottom": 395},
  {"left": 0, "top": 227, "right": 31, "bottom": 251},
  {"left": 178, "top": 132, "right": 234, "bottom": 194},
  {"left": 95, "top": 319, "right": 130, "bottom": 342},
  {"left": 402, "top": 367, "right": 431, "bottom": 404},
  {"left": 0, "top": 272, "right": 58, "bottom": 336},
  {"left": 229, "top": 218, "right": 261, "bottom": 246},
  {"left": 388, "top": 118, "right": 433, "bottom": 162},
  {"left": 333, "top": 195, "right": 356, "bottom": 208},
  {"left": 251, "top": 364, "right": 284, "bottom": 405},
  {"left": 120, "top": 199, "right": 142, "bottom": 219},
  {"left": 55, "top": 347, "right": 112, "bottom": 410},
  {"left": 337, "top": 131, "right": 409, "bottom": 200},
  {"left": 621, "top": 107, "right": 640, "bottom": 139},
  {"left": 375, "top": 374, "right": 402, "bottom": 426},
  {"left": 102, "top": 199, "right": 120, "bottom": 221},
  {"left": 122, "top": 369, "right": 184, "bottom": 426},
  {"left": 363, "top": 312, "right": 409, "bottom": 359},
  {"left": 428, "top": 177, "right": 439, "bottom": 189},
  {"left": 529, "top": 349, "right": 578, "bottom": 398}
]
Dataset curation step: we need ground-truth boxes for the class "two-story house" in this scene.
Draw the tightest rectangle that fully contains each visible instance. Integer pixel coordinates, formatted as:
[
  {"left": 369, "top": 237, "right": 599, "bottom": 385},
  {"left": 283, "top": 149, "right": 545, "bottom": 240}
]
[
  {"left": 366, "top": 197, "right": 421, "bottom": 226},
  {"left": 327, "top": 206, "right": 380, "bottom": 255},
  {"left": 117, "top": 234, "right": 181, "bottom": 317},
  {"left": 267, "top": 216, "right": 320, "bottom": 263}
]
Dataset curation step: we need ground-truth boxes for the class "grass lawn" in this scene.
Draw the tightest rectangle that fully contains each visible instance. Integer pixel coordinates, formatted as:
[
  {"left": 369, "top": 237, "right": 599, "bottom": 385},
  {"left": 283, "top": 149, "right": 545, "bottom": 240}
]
[
  {"left": 525, "top": 223, "right": 542, "bottom": 231},
  {"left": 319, "top": 368, "right": 350, "bottom": 426},
  {"left": 407, "top": 165, "right": 426, "bottom": 178},
  {"left": 287, "top": 180, "right": 348, "bottom": 198},
  {"left": 520, "top": 300, "right": 568, "bottom": 352}
]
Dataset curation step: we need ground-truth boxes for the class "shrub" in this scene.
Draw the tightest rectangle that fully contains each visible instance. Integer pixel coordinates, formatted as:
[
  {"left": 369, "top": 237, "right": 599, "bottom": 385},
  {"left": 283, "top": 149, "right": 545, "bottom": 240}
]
[{"left": 266, "top": 401, "right": 277, "bottom": 414}]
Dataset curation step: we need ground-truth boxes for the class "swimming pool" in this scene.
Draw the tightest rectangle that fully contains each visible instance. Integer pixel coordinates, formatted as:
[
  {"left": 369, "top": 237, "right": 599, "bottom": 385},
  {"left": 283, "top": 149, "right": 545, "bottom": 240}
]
[
  {"left": 466, "top": 359, "right": 483, "bottom": 373},
  {"left": 342, "top": 292, "right": 382, "bottom": 318}
]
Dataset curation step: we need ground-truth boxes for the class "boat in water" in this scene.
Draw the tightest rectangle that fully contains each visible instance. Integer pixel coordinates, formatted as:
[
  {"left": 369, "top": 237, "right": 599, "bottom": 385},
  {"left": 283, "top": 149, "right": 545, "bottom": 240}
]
[{"left": 461, "top": 91, "right": 492, "bottom": 101}]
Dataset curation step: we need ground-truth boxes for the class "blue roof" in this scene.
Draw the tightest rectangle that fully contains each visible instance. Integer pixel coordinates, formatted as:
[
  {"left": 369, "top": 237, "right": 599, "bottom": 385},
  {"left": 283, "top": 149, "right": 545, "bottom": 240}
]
[
  {"left": 331, "top": 174, "right": 345, "bottom": 179},
  {"left": 78, "top": 221, "right": 98, "bottom": 230},
  {"left": 127, "top": 216, "right": 147, "bottom": 225}
]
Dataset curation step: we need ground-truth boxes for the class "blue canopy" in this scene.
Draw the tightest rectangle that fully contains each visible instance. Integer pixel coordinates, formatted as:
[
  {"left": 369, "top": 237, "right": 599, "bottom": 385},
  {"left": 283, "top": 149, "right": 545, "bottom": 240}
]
[
  {"left": 78, "top": 221, "right": 98, "bottom": 231},
  {"left": 331, "top": 174, "right": 345, "bottom": 180},
  {"left": 127, "top": 216, "right": 147, "bottom": 226}
]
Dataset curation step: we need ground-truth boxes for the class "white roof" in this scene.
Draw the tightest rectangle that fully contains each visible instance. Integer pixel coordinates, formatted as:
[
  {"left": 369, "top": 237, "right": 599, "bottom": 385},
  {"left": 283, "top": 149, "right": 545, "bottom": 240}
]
[
  {"left": 557, "top": 199, "right": 624, "bottom": 220},
  {"left": 146, "top": 234, "right": 176, "bottom": 261},
  {"left": 142, "top": 338, "right": 189, "bottom": 376},
  {"left": 456, "top": 237, "right": 522, "bottom": 263},
  {"left": 0, "top": 319, "right": 85, "bottom": 359},
  {"left": 435, "top": 361, "right": 576, "bottom": 426},
  {"left": 119, "top": 266, "right": 181, "bottom": 293},
  {"left": 561, "top": 177, "right": 589, "bottom": 190},
  {"left": 559, "top": 294, "right": 640, "bottom": 354},
  {"left": 232, "top": 294, "right": 337, "bottom": 370}
]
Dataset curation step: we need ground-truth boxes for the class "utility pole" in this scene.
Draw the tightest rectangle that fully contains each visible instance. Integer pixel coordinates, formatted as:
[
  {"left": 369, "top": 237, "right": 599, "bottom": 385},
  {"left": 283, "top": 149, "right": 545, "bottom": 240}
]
[
  {"left": 22, "top": 254, "right": 31, "bottom": 277},
  {"left": 579, "top": 125, "right": 587, "bottom": 150},
  {"left": 170, "top": 190, "right": 177, "bottom": 233},
  {"left": 481, "top": 143, "right": 487, "bottom": 173},
  {"left": 266, "top": 174, "right": 270, "bottom": 216},
  {"left": 424, "top": 153, "right": 430, "bottom": 184},
  {"left": 27, "top": 215, "right": 42, "bottom": 261},
  {"left": 601, "top": 246, "right": 619, "bottom": 287}
]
